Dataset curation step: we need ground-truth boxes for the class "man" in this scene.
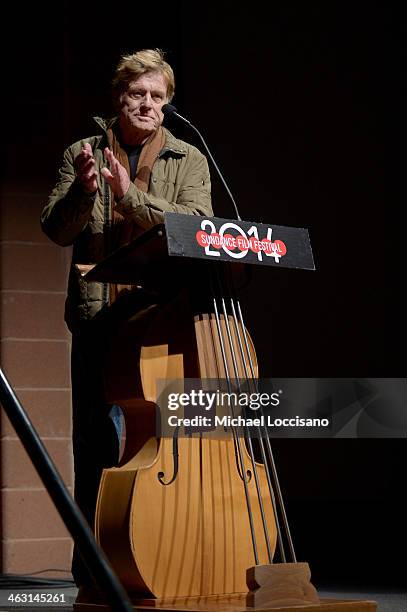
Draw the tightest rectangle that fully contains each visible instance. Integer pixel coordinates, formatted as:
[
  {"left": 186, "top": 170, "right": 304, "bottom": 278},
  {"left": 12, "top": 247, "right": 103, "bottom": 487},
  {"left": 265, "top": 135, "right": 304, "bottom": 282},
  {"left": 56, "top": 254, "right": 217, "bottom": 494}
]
[{"left": 40, "top": 48, "right": 212, "bottom": 587}]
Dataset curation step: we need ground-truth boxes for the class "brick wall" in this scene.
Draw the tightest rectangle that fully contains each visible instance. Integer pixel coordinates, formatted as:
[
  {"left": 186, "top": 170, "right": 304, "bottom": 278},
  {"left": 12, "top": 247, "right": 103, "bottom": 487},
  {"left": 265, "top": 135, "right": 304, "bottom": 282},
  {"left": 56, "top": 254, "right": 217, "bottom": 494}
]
[{"left": 0, "top": 186, "right": 73, "bottom": 577}]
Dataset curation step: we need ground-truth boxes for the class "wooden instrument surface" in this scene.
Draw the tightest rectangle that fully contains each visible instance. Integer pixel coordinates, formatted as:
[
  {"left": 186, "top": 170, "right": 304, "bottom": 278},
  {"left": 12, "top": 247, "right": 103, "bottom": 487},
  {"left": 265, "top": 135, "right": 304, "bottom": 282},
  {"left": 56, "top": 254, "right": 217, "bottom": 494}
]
[{"left": 95, "top": 289, "right": 277, "bottom": 597}]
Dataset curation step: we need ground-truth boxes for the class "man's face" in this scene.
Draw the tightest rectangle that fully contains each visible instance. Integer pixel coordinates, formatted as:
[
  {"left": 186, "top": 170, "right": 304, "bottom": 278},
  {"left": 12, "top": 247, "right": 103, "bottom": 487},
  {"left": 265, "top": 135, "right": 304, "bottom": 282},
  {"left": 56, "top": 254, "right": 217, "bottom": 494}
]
[{"left": 119, "top": 71, "right": 169, "bottom": 142}]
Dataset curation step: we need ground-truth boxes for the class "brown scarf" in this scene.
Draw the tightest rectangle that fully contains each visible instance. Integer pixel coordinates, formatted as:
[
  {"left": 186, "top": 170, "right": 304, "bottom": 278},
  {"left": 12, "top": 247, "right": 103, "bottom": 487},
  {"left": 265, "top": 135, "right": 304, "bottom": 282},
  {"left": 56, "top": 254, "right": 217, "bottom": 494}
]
[
  {"left": 106, "top": 125, "right": 166, "bottom": 302},
  {"left": 108, "top": 124, "right": 165, "bottom": 196}
]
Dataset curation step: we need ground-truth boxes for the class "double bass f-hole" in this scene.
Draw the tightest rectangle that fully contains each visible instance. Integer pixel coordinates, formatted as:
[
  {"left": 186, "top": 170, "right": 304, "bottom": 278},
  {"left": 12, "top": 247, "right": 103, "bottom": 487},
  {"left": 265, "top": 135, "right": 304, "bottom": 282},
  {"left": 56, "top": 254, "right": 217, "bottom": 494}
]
[{"left": 157, "top": 426, "right": 180, "bottom": 486}]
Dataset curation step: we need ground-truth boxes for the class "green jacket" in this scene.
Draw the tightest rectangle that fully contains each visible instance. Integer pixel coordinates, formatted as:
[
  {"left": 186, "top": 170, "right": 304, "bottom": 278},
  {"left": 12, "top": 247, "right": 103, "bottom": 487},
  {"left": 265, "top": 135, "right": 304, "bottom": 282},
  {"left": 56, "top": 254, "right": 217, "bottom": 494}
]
[{"left": 41, "top": 117, "right": 213, "bottom": 330}]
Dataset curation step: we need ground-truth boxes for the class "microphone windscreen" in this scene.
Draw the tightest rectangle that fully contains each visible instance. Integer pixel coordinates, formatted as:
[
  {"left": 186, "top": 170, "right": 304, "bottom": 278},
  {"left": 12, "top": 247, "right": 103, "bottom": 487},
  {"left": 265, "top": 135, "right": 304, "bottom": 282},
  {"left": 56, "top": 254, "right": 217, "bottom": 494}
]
[{"left": 162, "top": 103, "right": 177, "bottom": 116}]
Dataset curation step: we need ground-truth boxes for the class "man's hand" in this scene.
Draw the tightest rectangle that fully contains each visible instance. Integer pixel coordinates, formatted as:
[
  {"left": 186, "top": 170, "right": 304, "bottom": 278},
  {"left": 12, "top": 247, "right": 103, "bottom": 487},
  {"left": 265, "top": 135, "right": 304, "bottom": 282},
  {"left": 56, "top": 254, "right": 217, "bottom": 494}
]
[
  {"left": 101, "top": 148, "right": 131, "bottom": 200},
  {"left": 74, "top": 143, "right": 98, "bottom": 194}
]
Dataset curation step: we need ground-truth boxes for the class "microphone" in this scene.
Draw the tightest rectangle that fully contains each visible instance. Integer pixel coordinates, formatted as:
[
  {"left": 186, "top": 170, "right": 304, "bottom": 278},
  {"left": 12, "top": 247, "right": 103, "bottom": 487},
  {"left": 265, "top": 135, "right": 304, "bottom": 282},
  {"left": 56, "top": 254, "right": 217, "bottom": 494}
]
[{"left": 162, "top": 103, "right": 242, "bottom": 221}]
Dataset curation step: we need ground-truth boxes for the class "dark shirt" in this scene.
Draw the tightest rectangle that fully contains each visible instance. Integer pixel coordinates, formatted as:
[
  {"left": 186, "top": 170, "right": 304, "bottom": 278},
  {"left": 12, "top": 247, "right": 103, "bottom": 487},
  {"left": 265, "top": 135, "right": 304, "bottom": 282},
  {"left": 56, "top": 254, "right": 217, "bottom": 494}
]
[{"left": 123, "top": 144, "right": 143, "bottom": 182}]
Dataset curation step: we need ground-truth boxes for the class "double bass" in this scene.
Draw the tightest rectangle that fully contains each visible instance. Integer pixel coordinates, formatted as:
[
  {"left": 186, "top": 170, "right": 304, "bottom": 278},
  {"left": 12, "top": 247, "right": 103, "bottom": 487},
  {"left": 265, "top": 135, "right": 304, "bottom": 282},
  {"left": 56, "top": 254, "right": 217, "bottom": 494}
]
[{"left": 80, "top": 216, "right": 374, "bottom": 611}]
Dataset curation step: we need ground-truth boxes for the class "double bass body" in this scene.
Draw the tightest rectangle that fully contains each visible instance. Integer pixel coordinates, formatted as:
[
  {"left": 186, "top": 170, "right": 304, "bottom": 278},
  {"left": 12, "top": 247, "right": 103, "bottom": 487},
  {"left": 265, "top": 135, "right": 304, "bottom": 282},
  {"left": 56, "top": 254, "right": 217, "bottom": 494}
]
[{"left": 95, "top": 264, "right": 277, "bottom": 599}]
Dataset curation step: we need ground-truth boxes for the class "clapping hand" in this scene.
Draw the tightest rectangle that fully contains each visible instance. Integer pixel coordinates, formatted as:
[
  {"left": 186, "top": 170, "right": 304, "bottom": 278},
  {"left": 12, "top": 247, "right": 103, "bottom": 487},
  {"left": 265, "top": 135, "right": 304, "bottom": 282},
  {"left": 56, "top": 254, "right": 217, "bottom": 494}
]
[
  {"left": 101, "top": 148, "right": 131, "bottom": 200},
  {"left": 74, "top": 143, "right": 98, "bottom": 194}
]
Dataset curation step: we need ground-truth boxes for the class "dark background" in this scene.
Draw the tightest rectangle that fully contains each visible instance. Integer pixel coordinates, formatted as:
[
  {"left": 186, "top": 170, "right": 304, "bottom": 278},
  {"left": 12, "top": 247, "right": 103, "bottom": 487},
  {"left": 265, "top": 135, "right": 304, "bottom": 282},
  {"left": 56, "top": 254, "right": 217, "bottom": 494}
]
[{"left": 3, "top": 1, "right": 405, "bottom": 589}]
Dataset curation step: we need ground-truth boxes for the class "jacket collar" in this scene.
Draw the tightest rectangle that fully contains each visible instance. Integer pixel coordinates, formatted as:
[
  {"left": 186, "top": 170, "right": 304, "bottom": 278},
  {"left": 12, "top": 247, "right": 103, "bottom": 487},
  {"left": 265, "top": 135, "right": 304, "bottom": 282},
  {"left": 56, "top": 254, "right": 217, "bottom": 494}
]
[
  {"left": 93, "top": 116, "right": 117, "bottom": 132},
  {"left": 92, "top": 116, "right": 187, "bottom": 157}
]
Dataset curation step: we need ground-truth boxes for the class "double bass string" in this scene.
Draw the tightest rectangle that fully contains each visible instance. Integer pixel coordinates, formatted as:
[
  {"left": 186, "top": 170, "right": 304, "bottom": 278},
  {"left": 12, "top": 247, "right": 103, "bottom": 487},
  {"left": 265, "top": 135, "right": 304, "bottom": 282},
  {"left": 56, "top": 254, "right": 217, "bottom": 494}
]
[
  {"left": 208, "top": 264, "right": 260, "bottom": 566},
  {"left": 215, "top": 270, "right": 274, "bottom": 564},
  {"left": 220, "top": 263, "right": 286, "bottom": 562},
  {"left": 231, "top": 280, "right": 297, "bottom": 563},
  {"left": 221, "top": 269, "right": 285, "bottom": 564},
  {"left": 225, "top": 264, "right": 296, "bottom": 564}
]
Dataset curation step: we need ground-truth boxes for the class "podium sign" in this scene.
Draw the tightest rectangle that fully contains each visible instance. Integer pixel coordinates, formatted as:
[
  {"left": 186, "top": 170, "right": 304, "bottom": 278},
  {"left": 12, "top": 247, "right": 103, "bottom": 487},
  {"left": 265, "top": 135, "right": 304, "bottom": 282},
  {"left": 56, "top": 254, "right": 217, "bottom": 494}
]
[
  {"left": 83, "top": 213, "right": 315, "bottom": 287},
  {"left": 164, "top": 212, "right": 315, "bottom": 271}
]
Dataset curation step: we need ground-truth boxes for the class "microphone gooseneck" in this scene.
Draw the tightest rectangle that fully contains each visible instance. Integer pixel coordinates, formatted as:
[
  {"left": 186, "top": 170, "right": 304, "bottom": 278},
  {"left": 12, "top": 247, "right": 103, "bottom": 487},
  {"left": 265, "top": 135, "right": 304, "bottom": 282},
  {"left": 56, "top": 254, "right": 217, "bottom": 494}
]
[{"left": 162, "top": 104, "right": 242, "bottom": 221}]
